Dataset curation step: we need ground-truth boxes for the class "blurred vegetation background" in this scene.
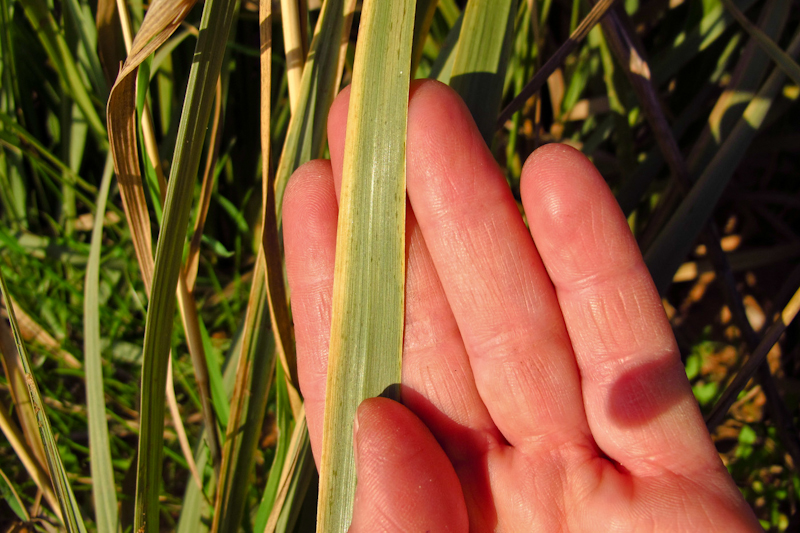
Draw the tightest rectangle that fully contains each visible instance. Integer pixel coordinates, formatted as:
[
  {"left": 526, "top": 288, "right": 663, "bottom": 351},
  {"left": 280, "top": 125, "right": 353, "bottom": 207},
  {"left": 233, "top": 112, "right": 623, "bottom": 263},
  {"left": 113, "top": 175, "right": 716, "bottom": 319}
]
[{"left": 0, "top": 0, "right": 799, "bottom": 530}]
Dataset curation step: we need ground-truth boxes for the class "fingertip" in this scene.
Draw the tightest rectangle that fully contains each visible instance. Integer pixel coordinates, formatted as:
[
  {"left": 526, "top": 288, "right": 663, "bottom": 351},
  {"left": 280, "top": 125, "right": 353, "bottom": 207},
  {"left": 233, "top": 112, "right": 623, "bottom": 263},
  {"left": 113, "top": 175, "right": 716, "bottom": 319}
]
[
  {"left": 327, "top": 85, "right": 351, "bottom": 188},
  {"left": 350, "top": 397, "right": 468, "bottom": 532},
  {"left": 520, "top": 143, "right": 636, "bottom": 284}
]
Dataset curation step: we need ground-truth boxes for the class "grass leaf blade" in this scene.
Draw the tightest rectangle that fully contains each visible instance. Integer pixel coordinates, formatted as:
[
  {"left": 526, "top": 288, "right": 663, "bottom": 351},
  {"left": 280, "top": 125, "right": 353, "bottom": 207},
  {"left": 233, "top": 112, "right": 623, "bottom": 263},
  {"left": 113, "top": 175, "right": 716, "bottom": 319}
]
[
  {"left": 0, "top": 266, "right": 87, "bottom": 533},
  {"left": 83, "top": 154, "right": 119, "bottom": 533},
  {"left": 133, "top": 0, "right": 238, "bottom": 529},
  {"left": 449, "top": 0, "right": 517, "bottom": 143},
  {"left": 317, "top": 0, "right": 415, "bottom": 530}
]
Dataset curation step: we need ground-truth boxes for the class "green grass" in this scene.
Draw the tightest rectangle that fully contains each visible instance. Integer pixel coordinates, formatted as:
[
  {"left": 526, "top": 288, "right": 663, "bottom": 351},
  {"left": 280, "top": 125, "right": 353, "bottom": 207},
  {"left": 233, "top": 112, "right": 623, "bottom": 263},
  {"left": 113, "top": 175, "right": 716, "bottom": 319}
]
[{"left": 1, "top": 0, "right": 799, "bottom": 531}]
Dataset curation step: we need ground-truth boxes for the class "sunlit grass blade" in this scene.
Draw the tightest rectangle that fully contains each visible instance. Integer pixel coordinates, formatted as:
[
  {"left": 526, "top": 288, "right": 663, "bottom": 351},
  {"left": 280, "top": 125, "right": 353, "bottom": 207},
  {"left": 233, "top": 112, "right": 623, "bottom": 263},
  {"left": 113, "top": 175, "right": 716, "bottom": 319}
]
[
  {"left": 274, "top": 0, "right": 357, "bottom": 220},
  {"left": 645, "top": 25, "right": 800, "bottom": 293},
  {"left": 83, "top": 154, "right": 119, "bottom": 533},
  {"left": 132, "top": 0, "right": 238, "bottom": 529},
  {"left": 317, "top": 0, "right": 414, "bottom": 530},
  {"left": 411, "top": 0, "right": 440, "bottom": 76},
  {"left": 496, "top": 0, "right": 615, "bottom": 128},
  {"left": 721, "top": 0, "right": 800, "bottom": 86},
  {"left": 449, "top": 0, "right": 517, "bottom": 143},
  {"left": 638, "top": 0, "right": 790, "bottom": 252},
  {"left": 0, "top": 268, "right": 86, "bottom": 533},
  {"left": 281, "top": 0, "right": 307, "bottom": 109},
  {"left": 650, "top": 0, "right": 759, "bottom": 86}
]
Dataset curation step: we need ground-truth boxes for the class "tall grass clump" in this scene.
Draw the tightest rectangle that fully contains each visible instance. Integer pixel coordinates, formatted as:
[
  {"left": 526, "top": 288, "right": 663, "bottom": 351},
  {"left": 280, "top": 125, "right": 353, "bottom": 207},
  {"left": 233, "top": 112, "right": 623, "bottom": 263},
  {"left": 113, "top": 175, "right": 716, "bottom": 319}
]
[{"left": 0, "top": 0, "right": 799, "bottom": 531}]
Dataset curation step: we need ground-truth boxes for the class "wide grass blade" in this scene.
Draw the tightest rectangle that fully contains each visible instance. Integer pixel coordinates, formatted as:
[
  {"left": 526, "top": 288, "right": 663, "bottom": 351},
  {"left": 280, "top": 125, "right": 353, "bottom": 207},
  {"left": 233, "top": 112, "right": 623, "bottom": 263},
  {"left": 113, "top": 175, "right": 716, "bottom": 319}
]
[
  {"left": 131, "top": 0, "right": 238, "bottom": 529},
  {"left": 83, "top": 154, "right": 119, "bottom": 533},
  {"left": 0, "top": 268, "right": 86, "bottom": 532},
  {"left": 449, "top": 0, "right": 517, "bottom": 144},
  {"left": 317, "top": 0, "right": 415, "bottom": 530}
]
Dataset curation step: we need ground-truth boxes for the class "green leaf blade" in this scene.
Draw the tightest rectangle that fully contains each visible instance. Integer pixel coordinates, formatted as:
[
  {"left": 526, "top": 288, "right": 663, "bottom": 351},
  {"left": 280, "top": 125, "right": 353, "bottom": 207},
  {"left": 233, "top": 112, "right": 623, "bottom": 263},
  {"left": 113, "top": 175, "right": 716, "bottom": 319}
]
[{"left": 316, "top": 0, "right": 415, "bottom": 530}]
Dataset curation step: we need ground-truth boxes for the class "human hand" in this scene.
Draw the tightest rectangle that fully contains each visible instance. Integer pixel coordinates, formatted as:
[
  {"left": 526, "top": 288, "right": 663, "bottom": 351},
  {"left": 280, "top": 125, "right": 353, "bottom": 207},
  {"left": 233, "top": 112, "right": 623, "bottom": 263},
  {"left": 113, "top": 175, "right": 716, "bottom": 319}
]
[{"left": 283, "top": 80, "right": 761, "bottom": 532}]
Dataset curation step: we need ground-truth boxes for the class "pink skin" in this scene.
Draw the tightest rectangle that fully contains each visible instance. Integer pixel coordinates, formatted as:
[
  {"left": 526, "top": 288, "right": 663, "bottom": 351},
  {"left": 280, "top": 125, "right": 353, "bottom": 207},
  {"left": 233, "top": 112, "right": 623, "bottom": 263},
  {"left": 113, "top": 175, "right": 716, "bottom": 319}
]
[{"left": 283, "top": 80, "right": 762, "bottom": 532}]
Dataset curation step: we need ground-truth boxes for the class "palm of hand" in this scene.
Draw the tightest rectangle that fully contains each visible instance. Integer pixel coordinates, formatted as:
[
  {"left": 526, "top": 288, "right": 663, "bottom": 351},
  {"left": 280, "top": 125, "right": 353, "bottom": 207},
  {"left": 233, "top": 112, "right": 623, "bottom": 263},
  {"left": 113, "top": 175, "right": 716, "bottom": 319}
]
[{"left": 284, "top": 80, "right": 760, "bottom": 532}]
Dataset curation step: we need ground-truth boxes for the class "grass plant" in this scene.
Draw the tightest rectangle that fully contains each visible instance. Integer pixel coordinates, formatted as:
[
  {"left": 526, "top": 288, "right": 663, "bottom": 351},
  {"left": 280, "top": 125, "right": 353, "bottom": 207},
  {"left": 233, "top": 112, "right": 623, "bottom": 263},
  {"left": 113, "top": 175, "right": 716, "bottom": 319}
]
[{"left": 1, "top": 0, "right": 800, "bottom": 531}]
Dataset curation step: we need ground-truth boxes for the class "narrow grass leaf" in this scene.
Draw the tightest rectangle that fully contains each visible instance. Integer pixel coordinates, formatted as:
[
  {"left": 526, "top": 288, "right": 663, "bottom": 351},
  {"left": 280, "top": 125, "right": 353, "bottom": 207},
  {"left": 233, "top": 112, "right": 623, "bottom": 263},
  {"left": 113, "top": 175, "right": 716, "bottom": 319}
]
[
  {"left": 165, "top": 356, "right": 205, "bottom": 489},
  {"left": 17, "top": 0, "right": 106, "bottom": 142},
  {"left": 0, "top": 269, "right": 86, "bottom": 533},
  {"left": 449, "top": 0, "right": 517, "bottom": 143},
  {"left": 83, "top": 154, "right": 119, "bottom": 533},
  {"left": 212, "top": 263, "right": 277, "bottom": 532},
  {"left": 317, "top": 0, "right": 415, "bottom": 530},
  {"left": 645, "top": 25, "right": 800, "bottom": 293},
  {"left": 274, "top": 0, "right": 358, "bottom": 220},
  {"left": 262, "top": 416, "right": 314, "bottom": 533},
  {"left": 0, "top": 395, "right": 60, "bottom": 522},
  {"left": 720, "top": 0, "right": 800, "bottom": 86},
  {"left": 107, "top": 0, "right": 198, "bottom": 293},
  {"left": 0, "top": 466, "right": 29, "bottom": 522},
  {"left": 429, "top": 12, "right": 463, "bottom": 83},
  {"left": 254, "top": 363, "right": 293, "bottom": 531},
  {"left": 411, "top": 0, "right": 440, "bottom": 76},
  {"left": 61, "top": 0, "right": 107, "bottom": 97},
  {"left": 185, "top": 78, "right": 224, "bottom": 290},
  {"left": 0, "top": 305, "right": 49, "bottom": 468},
  {"left": 281, "top": 0, "right": 307, "bottom": 109},
  {"left": 650, "top": 0, "right": 759, "bottom": 86},
  {"left": 497, "top": 0, "right": 615, "bottom": 128},
  {"left": 638, "top": 0, "right": 790, "bottom": 252},
  {"left": 176, "top": 329, "right": 243, "bottom": 533},
  {"left": 132, "top": 0, "right": 238, "bottom": 529},
  {"left": 707, "top": 284, "right": 800, "bottom": 431},
  {"left": 212, "top": 3, "right": 283, "bottom": 528}
]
